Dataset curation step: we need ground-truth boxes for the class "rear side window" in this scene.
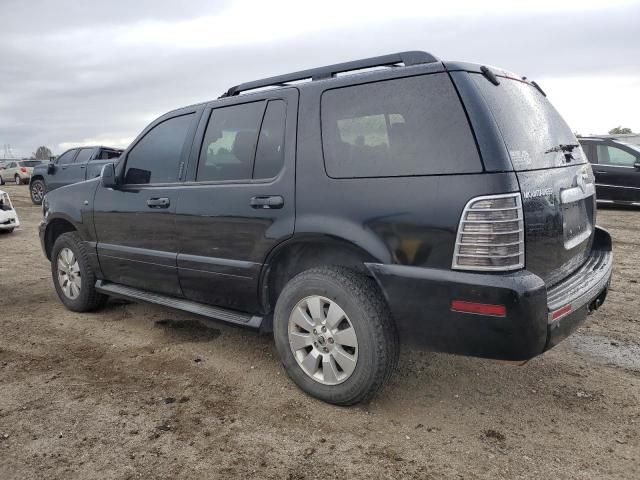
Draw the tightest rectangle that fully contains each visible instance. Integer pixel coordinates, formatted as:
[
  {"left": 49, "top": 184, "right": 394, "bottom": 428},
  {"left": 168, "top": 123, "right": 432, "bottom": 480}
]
[
  {"left": 197, "top": 102, "right": 265, "bottom": 182},
  {"left": 253, "top": 100, "right": 286, "bottom": 178},
  {"left": 321, "top": 74, "right": 481, "bottom": 178},
  {"left": 471, "top": 75, "right": 584, "bottom": 170},
  {"left": 124, "top": 113, "right": 194, "bottom": 184},
  {"left": 74, "top": 148, "right": 94, "bottom": 164},
  {"left": 95, "top": 150, "right": 121, "bottom": 160}
]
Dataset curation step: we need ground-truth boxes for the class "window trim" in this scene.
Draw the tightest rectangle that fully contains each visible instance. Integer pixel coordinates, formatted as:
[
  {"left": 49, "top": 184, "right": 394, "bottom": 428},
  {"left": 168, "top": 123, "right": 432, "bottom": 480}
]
[
  {"left": 73, "top": 148, "right": 96, "bottom": 164},
  {"left": 121, "top": 112, "right": 197, "bottom": 187}
]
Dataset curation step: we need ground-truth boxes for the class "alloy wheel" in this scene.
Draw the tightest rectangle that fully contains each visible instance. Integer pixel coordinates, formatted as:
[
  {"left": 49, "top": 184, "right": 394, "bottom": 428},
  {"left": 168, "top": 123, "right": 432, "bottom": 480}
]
[
  {"left": 57, "top": 247, "right": 82, "bottom": 300},
  {"left": 288, "top": 295, "right": 359, "bottom": 385}
]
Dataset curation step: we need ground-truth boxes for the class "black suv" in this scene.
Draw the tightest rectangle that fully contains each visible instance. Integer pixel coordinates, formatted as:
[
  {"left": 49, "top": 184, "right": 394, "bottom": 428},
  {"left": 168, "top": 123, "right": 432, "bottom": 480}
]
[
  {"left": 29, "top": 146, "right": 122, "bottom": 205},
  {"left": 39, "top": 52, "right": 613, "bottom": 405},
  {"left": 578, "top": 136, "right": 640, "bottom": 205}
]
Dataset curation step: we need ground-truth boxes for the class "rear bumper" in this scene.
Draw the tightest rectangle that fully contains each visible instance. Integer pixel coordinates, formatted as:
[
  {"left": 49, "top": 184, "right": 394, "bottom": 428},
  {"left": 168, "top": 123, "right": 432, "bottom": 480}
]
[{"left": 366, "top": 226, "right": 613, "bottom": 361}]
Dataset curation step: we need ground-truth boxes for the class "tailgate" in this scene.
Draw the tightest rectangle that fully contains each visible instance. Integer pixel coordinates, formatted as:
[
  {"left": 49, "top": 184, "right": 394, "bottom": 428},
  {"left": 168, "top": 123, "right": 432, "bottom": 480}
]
[
  {"left": 469, "top": 72, "right": 596, "bottom": 286},
  {"left": 517, "top": 164, "right": 596, "bottom": 286}
]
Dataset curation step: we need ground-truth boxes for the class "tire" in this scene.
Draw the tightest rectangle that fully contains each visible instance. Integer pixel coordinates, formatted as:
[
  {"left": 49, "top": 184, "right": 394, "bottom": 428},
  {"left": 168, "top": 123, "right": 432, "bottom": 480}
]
[
  {"left": 51, "top": 232, "right": 107, "bottom": 312},
  {"left": 273, "top": 266, "right": 398, "bottom": 405},
  {"left": 0, "top": 175, "right": 4, "bottom": 185},
  {"left": 30, "top": 179, "right": 46, "bottom": 205},
  {"left": 15, "top": 175, "right": 22, "bottom": 185}
]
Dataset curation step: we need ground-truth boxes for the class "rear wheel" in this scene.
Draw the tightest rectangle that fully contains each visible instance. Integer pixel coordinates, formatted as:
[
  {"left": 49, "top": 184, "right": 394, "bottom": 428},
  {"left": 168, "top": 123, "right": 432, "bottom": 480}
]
[
  {"left": 30, "top": 179, "right": 45, "bottom": 205},
  {"left": 0, "top": 175, "right": 4, "bottom": 185},
  {"left": 273, "top": 267, "right": 398, "bottom": 405},
  {"left": 14, "top": 175, "right": 21, "bottom": 185},
  {"left": 51, "top": 232, "right": 107, "bottom": 312}
]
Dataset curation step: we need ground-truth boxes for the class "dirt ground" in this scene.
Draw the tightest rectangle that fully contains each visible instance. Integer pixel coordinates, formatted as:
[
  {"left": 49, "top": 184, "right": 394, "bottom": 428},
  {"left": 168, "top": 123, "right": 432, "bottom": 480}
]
[{"left": 0, "top": 183, "right": 638, "bottom": 480}]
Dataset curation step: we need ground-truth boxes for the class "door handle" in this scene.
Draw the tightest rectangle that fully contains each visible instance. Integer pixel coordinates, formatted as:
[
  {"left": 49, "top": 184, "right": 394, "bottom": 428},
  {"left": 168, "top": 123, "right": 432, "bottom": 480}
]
[
  {"left": 146, "top": 197, "right": 170, "bottom": 208},
  {"left": 80, "top": 165, "right": 86, "bottom": 169},
  {"left": 250, "top": 195, "right": 284, "bottom": 209}
]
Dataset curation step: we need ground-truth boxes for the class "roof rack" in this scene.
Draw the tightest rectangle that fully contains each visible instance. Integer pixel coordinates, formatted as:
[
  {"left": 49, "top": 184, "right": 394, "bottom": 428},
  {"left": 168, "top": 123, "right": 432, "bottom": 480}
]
[{"left": 220, "top": 50, "right": 439, "bottom": 98}]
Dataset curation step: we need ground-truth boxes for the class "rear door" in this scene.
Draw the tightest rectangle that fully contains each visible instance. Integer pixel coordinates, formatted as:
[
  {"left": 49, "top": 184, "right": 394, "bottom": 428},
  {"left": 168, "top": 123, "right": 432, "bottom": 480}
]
[
  {"left": 471, "top": 74, "right": 595, "bottom": 286},
  {"left": 93, "top": 109, "right": 200, "bottom": 296},
  {"left": 174, "top": 88, "right": 297, "bottom": 313},
  {"left": 591, "top": 141, "right": 640, "bottom": 203}
]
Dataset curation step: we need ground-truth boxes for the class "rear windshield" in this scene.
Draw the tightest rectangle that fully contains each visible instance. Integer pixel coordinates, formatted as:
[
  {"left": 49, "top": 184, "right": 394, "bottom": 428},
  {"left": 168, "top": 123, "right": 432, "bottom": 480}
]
[
  {"left": 321, "top": 73, "right": 481, "bottom": 178},
  {"left": 472, "top": 74, "right": 585, "bottom": 170},
  {"left": 19, "top": 160, "right": 42, "bottom": 167}
]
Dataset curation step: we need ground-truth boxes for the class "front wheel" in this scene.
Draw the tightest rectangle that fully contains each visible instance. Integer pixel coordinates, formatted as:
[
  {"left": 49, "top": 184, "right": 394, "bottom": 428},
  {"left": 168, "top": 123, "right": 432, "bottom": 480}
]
[
  {"left": 51, "top": 232, "right": 107, "bottom": 312},
  {"left": 273, "top": 267, "right": 398, "bottom": 405},
  {"left": 30, "top": 179, "right": 46, "bottom": 205}
]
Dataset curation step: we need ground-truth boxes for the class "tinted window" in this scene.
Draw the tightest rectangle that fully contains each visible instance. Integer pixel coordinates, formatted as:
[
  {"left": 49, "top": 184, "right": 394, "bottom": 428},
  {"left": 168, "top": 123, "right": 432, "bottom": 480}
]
[
  {"left": 597, "top": 145, "right": 637, "bottom": 167},
  {"left": 197, "top": 102, "right": 265, "bottom": 182},
  {"left": 56, "top": 150, "right": 77, "bottom": 165},
  {"left": 254, "top": 100, "right": 286, "bottom": 178},
  {"left": 95, "top": 150, "right": 121, "bottom": 160},
  {"left": 124, "top": 114, "right": 193, "bottom": 184},
  {"left": 74, "top": 148, "right": 94, "bottom": 164},
  {"left": 19, "top": 160, "right": 41, "bottom": 167},
  {"left": 472, "top": 75, "right": 584, "bottom": 170},
  {"left": 321, "top": 74, "right": 481, "bottom": 178}
]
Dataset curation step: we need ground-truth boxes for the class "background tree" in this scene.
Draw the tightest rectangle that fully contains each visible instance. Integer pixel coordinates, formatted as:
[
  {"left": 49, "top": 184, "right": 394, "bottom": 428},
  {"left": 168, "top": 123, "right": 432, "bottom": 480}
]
[
  {"left": 32, "top": 146, "right": 53, "bottom": 160},
  {"left": 608, "top": 126, "right": 633, "bottom": 135}
]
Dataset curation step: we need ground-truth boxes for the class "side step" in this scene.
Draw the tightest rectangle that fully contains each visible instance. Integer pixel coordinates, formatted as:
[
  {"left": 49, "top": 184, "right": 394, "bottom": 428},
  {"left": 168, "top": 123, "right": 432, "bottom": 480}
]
[{"left": 95, "top": 280, "right": 263, "bottom": 328}]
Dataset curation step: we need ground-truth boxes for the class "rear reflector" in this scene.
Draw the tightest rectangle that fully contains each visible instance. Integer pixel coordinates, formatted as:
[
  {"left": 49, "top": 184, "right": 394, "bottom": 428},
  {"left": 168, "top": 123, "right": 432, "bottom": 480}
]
[
  {"left": 451, "top": 300, "right": 506, "bottom": 317},
  {"left": 20, "top": 167, "right": 27, "bottom": 173},
  {"left": 551, "top": 304, "right": 572, "bottom": 321}
]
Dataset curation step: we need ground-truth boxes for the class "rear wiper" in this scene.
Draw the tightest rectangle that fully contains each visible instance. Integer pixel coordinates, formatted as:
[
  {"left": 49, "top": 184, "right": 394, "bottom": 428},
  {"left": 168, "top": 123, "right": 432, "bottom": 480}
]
[{"left": 544, "top": 143, "right": 580, "bottom": 154}]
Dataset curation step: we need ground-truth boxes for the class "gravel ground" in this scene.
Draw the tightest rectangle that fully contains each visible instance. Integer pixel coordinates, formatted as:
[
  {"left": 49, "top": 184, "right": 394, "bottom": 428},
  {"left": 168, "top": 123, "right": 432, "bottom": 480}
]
[{"left": 0, "top": 184, "right": 638, "bottom": 479}]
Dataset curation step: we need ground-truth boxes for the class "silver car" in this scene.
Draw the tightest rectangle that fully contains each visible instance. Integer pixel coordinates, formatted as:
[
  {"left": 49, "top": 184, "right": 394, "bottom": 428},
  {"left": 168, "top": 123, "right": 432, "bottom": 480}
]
[{"left": 0, "top": 160, "right": 43, "bottom": 185}]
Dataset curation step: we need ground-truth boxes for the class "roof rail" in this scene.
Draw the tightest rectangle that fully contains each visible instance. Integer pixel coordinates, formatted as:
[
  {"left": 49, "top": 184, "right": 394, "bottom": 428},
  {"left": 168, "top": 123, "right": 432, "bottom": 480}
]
[{"left": 220, "top": 50, "right": 439, "bottom": 98}]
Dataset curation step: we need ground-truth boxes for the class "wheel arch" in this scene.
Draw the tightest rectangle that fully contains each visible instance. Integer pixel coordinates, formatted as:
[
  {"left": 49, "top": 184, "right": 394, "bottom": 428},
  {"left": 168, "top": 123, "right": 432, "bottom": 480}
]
[
  {"left": 44, "top": 217, "right": 77, "bottom": 260},
  {"left": 259, "top": 234, "right": 384, "bottom": 315}
]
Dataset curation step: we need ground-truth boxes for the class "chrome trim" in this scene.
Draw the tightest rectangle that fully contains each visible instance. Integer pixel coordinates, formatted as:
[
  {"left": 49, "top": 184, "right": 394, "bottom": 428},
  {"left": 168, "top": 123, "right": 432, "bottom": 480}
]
[
  {"left": 560, "top": 183, "right": 595, "bottom": 204},
  {"left": 595, "top": 183, "right": 640, "bottom": 190},
  {"left": 452, "top": 193, "right": 524, "bottom": 271}
]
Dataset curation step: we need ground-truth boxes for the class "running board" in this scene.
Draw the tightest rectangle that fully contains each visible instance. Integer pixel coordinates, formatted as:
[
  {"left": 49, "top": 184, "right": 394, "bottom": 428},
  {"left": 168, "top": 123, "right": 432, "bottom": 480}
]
[{"left": 95, "top": 280, "right": 263, "bottom": 328}]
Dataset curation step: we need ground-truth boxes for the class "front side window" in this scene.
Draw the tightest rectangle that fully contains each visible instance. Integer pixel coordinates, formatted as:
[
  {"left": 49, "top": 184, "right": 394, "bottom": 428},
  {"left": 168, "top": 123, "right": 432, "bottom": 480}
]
[
  {"left": 74, "top": 148, "right": 94, "bottom": 164},
  {"left": 197, "top": 102, "right": 265, "bottom": 182},
  {"left": 597, "top": 145, "right": 637, "bottom": 167},
  {"left": 124, "top": 114, "right": 194, "bottom": 184},
  {"left": 321, "top": 74, "right": 481, "bottom": 178},
  {"left": 56, "top": 150, "right": 77, "bottom": 165}
]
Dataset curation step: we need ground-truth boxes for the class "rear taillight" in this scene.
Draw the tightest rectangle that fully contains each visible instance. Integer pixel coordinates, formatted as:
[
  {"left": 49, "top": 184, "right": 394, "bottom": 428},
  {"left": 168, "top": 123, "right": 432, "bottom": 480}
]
[
  {"left": 20, "top": 167, "right": 27, "bottom": 173},
  {"left": 452, "top": 193, "right": 524, "bottom": 271}
]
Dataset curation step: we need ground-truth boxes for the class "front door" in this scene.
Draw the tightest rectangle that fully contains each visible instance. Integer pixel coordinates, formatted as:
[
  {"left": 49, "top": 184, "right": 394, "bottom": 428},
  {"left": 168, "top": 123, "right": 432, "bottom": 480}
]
[
  {"left": 93, "top": 108, "right": 200, "bottom": 296},
  {"left": 592, "top": 141, "right": 640, "bottom": 203},
  {"left": 174, "top": 88, "right": 298, "bottom": 313},
  {"left": 47, "top": 149, "right": 84, "bottom": 191}
]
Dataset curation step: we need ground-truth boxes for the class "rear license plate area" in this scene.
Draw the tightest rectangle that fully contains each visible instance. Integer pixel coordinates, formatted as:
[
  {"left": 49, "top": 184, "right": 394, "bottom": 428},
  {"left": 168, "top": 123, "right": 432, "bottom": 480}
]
[{"left": 562, "top": 200, "right": 592, "bottom": 249}]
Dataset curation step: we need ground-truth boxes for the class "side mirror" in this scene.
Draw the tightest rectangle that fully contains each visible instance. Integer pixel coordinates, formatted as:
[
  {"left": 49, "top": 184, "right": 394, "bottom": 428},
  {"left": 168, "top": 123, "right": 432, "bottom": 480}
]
[
  {"left": 47, "top": 162, "right": 55, "bottom": 174},
  {"left": 100, "top": 163, "right": 118, "bottom": 188},
  {"left": 634, "top": 162, "right": 640, "bottom": 170}
]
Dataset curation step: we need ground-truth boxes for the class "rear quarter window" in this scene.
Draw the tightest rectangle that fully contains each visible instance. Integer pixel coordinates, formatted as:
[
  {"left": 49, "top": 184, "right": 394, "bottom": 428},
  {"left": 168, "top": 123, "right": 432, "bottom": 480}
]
[{"left": 321, "top": 73, "right": 482, "bottom": 178}]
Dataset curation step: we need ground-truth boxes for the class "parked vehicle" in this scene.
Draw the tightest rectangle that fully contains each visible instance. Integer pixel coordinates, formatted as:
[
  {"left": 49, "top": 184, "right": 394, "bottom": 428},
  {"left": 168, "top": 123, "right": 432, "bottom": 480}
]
[
  {"left": 39, "top": 51, "right": 612, "bottom": 405},
  {"left": 29, "top": 146, "right": 123, "bottom": 205},
  {"left": 578, "top": 136, "right": 640, "bottom": 205},
  {"left": 0, "top": 160, "right": 42, "bottom": 185},
  {"left": 0, "top": 189, "right": 19, "bottom": 233}
]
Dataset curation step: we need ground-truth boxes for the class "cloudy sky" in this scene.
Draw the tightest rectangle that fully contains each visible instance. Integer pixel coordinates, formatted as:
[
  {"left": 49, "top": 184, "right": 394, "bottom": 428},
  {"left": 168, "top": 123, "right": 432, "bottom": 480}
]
[{"left": 1, "top": 0, "right": 639, "bottom": 158}]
